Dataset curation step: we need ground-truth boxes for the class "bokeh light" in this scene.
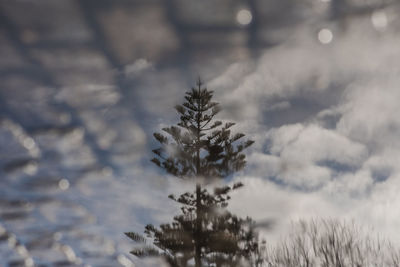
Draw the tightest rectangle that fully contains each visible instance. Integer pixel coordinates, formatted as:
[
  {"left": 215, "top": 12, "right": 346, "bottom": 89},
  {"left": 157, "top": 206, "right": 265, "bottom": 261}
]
[
  {"left": 371, "top": 10, "right": 388, "bottom": 31},
  {"left": 236, "top": 9, "right": 252, "bottom": 26},
  {"left": 58, "top": 178, "right": 70, "bottom": 190},
  {"left": 318, "top": 28, "right": 333, "bottom": 44}
]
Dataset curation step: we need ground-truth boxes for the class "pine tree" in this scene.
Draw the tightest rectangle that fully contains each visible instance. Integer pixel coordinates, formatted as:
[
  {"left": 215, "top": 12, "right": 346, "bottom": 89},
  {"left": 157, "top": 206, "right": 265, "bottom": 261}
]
[
  {"left": 126, "top": 79, "right": 257, "bottom": 267},
  {"left": 127, "top": 185, "right": 262, "bottom": 266},
  {"left": 151, "top": 78, "right": 253, "bottom": 179}
]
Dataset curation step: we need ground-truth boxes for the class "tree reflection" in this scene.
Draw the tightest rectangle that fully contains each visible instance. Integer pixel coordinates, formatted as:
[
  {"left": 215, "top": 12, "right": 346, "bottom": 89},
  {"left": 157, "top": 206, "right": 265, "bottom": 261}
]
[{"left": 126, "top": 79, "right": 262, "bottom": 267}]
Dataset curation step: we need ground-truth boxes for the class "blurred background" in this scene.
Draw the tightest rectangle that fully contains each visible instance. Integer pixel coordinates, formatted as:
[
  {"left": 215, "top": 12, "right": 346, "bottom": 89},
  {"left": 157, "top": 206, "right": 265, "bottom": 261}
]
[{"left": 1, "top": 0, "right": 400, "bottom": 266}]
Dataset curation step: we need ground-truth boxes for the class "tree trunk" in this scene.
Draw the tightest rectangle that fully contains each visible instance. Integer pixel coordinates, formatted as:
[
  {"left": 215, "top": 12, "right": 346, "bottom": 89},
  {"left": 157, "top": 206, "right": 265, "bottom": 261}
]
[
  {"left": 195, "top": 183, "right": 201, "bottom": 267},
  {"left": 195, "top": 83, "right": 202, "bottom": 267}
]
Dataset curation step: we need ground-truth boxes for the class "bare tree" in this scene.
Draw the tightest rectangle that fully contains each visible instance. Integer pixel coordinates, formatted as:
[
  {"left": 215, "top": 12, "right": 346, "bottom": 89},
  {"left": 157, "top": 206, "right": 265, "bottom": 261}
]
[{"left": 264, "top": 219, "right": 400, "bottom": 267}]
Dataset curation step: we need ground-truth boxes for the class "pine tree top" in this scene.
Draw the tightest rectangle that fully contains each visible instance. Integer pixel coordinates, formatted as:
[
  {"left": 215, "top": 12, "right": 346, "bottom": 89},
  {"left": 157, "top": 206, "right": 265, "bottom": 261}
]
[{"left": 151, "top": 79, "right": 254, "bottom": 180}]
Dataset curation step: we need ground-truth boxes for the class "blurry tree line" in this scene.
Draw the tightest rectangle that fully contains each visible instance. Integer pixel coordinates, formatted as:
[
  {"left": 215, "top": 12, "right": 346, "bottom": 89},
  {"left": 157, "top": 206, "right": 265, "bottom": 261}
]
[{"left": 125, "top": 80, "right": 400, "bottom": 267}]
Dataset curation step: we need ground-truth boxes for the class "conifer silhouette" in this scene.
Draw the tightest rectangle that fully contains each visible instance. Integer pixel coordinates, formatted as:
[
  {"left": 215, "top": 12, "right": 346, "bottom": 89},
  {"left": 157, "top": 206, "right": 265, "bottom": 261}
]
[
  {"left": 151, "top": 78, "right": 253, "bottom": 179},
  {"left": 126, "top": 79, "right": 259, "bottom": 267}
]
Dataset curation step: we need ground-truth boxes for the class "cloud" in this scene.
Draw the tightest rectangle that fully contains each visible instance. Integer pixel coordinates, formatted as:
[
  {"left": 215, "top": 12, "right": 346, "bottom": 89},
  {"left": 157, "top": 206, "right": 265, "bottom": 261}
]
[
  {"left": 269, "top": 124, "right": 368, "bottom": 167},
  {"left": 245, "top": 123, "right": 367, "bottom": 188},
  {"left": 115, "top": 5, "right": 400, "bottom": 250},
  {"left": 336, "top": 81, "right": 400, "bottom": 150},
  {"left": 124, "top": 59, "right": 153, "bottom": 77},
  {"left": 198, "top": 14, "right": 400, "bottom": 246}
]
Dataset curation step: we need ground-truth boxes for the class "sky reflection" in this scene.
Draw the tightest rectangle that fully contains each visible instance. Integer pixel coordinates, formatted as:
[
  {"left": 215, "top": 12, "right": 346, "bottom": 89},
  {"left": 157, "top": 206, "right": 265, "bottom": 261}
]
[{"left": 1, "top": 0, "right": 400, "bottom": 266}]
